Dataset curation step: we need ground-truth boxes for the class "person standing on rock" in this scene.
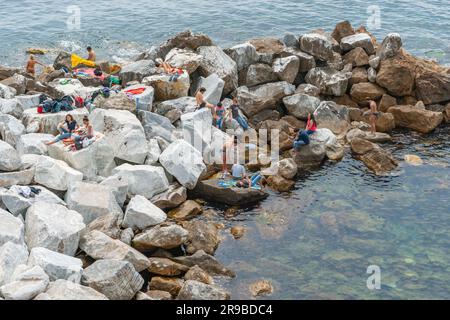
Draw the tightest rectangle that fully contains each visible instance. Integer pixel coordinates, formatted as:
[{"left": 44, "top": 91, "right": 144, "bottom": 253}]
[
  {"left": 87, "top": 46, "right": 96, "bottom": 62},
  {"left": 26, "top": 55, "right": 45, "bottom": 77},
  {"left": 293, "top": 113, "right": 317, "bottom": 150},
  {"left": 195, "top": 87, "right": 215, "bottom": 112},
  {"left": 368, "top": 100, "right": 379, "bottom": 135}
]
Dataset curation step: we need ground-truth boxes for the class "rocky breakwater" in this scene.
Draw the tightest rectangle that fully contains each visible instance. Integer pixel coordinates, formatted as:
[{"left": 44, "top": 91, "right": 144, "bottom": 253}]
[{"left": 0, "top": 23, "right": 449, "bottom": 300}]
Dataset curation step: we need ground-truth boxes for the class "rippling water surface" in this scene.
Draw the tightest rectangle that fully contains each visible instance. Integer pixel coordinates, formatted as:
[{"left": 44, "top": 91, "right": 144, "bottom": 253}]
[{"left": 1, "top": 0, "right": 449, "bottom": 299}]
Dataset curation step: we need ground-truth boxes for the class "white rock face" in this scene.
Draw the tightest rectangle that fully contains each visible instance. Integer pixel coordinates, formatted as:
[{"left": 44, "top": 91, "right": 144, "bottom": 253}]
[
  {"left": 99, "top": 175, "right": 129, "bottom": 207},
  {"left": 272, "top": 56, "right": 300, "bottom": 84},
  {"left": 0, "top": 185, "right": 65, "bottom": 217},
  {"left": 16, "top": 94, "right": 41, "bottom": 111},
  {"left": 0, "top": 140, "right": 22, "bottom": 172},
  {"left": 143, "top": 71, "right": 190, "bottom": 101},
  {"left": 196, "top": 45, "right": 238, "bottom": 94},
  {"left": 122, "top": 84, "right": 154, "bottom": 111},
  {"left": 0, "top": 242, "right": 29, "bottom": 286},
  {"left": 145, "top": 138, "right": 161, "bottom": 165},
  {"left": 154, "top": 96, "right": 197, "bottom": 116},
  {"left": 181, "top": 108, "right": 213, "bottom": 154},
  {"left": 340, "top": 33, "right": 375, "bottom": 55},
  {"left": 112, "top": 164, "right": 169, "bottom": 199},
  {"left": 0, "top": 113, "right": 25, "bottom": 147},
  {"left": 159, "top": 140, "right": 206, "bottom": 190},
  {"left": 79, "top": 230, "right": 150, "bottom": 272},
  {"left": 310, "top": 128, "right": 338, "bottom": 146},
  {"left": 25, "top": 202, "right": 85, "bottom": 256},
  {"left": 165, "top": 47, "right": 204, "bottom": 74},
  {"left": 225, "top": 43, "right": 259, "bottom": 71},
  {"left": 47, "top": 78, "right": 94, "bottom": 98},
  {"left": 283, "top": 93, "right": 321, "bottom": 120},
  {"left": 194, "top": 73, "right": 225, "bottom": 106},
  {"left": 91, "top": 108, "right": 148, "bottom": 165},
  {"left": 28, "top": 247, "right": 83, "bottom": 283},
  {"left": 0, "top": 208, "right": 25, "bottom": 247},
  {"left": 0, "top": 97, "right": 23, "bottom": 118},
  {"left": 35, "top": 279, "right": 108, "bottom": 300},
  {"left": 305, "top": 67, "right": 349, "bottom": 97},
  {"left": 151, "top": 184, "right": 187, "bottom": 210},
  {"left": 300, "top": 32, "right": 336, "bottom": 61},
  {"left": 16, "top": 133, "right": 54, "bottom": 155},
  {"left": 47, "top": 135, "right": 116, "bottom": 179},
  {"left": 81, "top": 259, "right": 144, "bottom": 300},
  {"left": 21, "top": 108, "right": 89, "bottom": 135},
  {"left": 0, "top": 168, "right": 34, "bottom": 188},
  {"left": 119, "top": 59, "right": 157, "bottom": 84},
  {"left": 122, "top": 195, "right": 167, "bottom": 231},
  {"left": 65, "top": 181, "right": 123, "bottom": 225},
  {"left": 0, "top": 83, "right": 16, "bottom": 99},
  {"left": 138, "top": 110, "right": 178, "bottom": 143},
  {"left": 0, "top": 265, "right": 49, "bottom": 300},
  {"left": 34, "top": 155, "right": 83, "bottom": 191}
]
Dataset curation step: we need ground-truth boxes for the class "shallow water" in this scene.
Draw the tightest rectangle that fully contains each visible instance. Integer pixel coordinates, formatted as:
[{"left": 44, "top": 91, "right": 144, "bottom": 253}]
[
  {"left": 1, "top": 0, "right": 449, "bottom": 67},
  {"left": 206, "top": 125, "right": 450, "bottom": 299},
  {"left": 1, "top": 0, "right": 449, "bottom": 299}
]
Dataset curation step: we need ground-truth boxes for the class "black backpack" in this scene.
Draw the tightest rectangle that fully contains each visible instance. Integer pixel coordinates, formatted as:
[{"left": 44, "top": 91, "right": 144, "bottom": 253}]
[{"left": 74, "top": 140, "right": 83, "bottom": 150}]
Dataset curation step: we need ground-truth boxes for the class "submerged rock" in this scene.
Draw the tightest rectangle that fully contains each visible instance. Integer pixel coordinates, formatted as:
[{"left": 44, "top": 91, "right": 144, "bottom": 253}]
[
  {"left": 249, "top": 280, "right": 274, "bottom": 297},
  {"left": 350, "top": 138, "right": 398, "bottom": 175}
]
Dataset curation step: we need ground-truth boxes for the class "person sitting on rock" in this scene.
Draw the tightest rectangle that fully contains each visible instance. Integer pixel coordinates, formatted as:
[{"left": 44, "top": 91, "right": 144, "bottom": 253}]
[
  {"left": 195, "top": 87, "right": 215, "bottom": 112},
  {"left": 45, "top": 114, "right": 79, "bottom": 145},
  {"left": 87, "top": 46, "right": 96, "bottom": 62},
  {"left": 26, "top": 55, "right": 45, "bottom": 77},
  {"left": 236, "top": 172, "right": 266, "bottom": 190},
  {"left": 293, "top": 113, "right": 317, "bottom": 150},
  {"left": 231, "top": 162, "right": 247, "bottom": 181},
  {"left": 72, "top": 116, "right": 94, "bottom": 142},
  {"left": 229, "top": 97, "right": 249, "bottom": 131}
]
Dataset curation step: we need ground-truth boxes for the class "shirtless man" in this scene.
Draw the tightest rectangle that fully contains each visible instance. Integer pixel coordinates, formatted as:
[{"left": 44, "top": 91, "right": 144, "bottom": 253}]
[
  {"left": 195, "top": 87, "right": 214, "bottom": 111},
  {"left": 369, "top": 100, "right": 379, "bottom": 135},
  {"left": 87, "top": 46, "right": 96, "bottom": 62},
  {"left": 26, "top": 55, "right": 45, "bottom": 77}
]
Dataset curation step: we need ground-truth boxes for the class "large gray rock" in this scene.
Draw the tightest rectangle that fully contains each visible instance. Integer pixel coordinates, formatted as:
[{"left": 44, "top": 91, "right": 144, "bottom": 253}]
[
  {"left": 314, "top": 101, "right": 350, "bottom": 135},
  {"left": 0, "top": 140, "right": 21, "bottom": 172},
  {"left": 1, "top": 74, "right": 27, "bottom": 95},
  {"left": 153, "top": 96, "right": 197, "bottom": 117},
  {"left": 193, "top": 73, "right": 224, "bottom": 106},
  {"left": 224, "top": 43, "right": 259, "bottom": 71},
  {"left": 272, "top": 56, "right": 300, "bottom": 83},
  {"left": 165, "top": 48, "right": 203, "bottom": 74},
  {"left": 0, "top": 242, "right": 29, "bottom": 286},
  {"left": 22, "top": 108, "right": 89, "bottom": 135},
  {"left": 65, "top": 181, "right": 123, "bottom": 225},
  {"left": 181, "top": 108, "right": 213, "bottom": 154},
  {"left": 377, "top": 33, "right": 402, "bottom": 60},
  {"left": 0, "top": 185, "right": 65, "bottom": 217},
  {"left": 138, "top": 110, "right": 178, "bottom": 143},
  {"left": 27, "top": 247, "right": 83, "bottom": 283},
  {"left": 0, "top": 208, "right": 25, "bottom": 247},
  {"left": 79, "top": 230, "right": 150, "bottom": 272},
  {"left": 16, "top": 94, "right": 41, "bottom": 111},
  {"left": 25, "top": 202, "right": 85, "bottom": 256},
  {"left": 282, "top": 93, "right": 321, "bottom": 120},
  {"left": 46, "top": 79, "right": 93, "bottom": 99},
  {"left": 239, "top": 63, "right": 278, "bottom": 87},
  {"left": 151, "top": 184, "right": 187, "bottom": 210},
  {"left": 0, "top": 265, "right": 49, "bottom": 300},
  {"left": 47, "top": 136, "right": 116, "bottom": 179},
  {"left": 16, "top": 133, "right": 54, "bottom": 156},
  {"left": 305, "top": 67, "right": 349, "bottom": 96},
  {"left": 94, "top": 92, "right": 136, "bottom": 112},
  {"left": 143, "top": 71, "right": 190, "bottom": 101},
  {"left": 346, "top": 128, "right": 392, "bottom": 143},
  {"left": 35, "top": 279, "right": 108, "bottom": 300},
  {"left": 122, "top": 195, "right": 167, "bottom": 231},
  {"left": 145, "top": 138, "right": 161, "bottom": 165},
  {"left": 235, "top": 81, "right": 295, "bottom": 117},
  {"left": 91, "top": 108, "right": 148, "bottom": 165},
  {"left": 112, "top": 164, "right": 170, "bottom": 199},
  {"left": 0, "top": 97, "right": 23, "bottom": 118},
  {"left": 300, "top": 32, "right": 336, "bottom": 61},
  {"left": 340, "top": 33, "right": 375, "bottom": 55},
  {"left": 34, "top": 156, "right": 83, "bottom": 191},
  {"left": 0, "top": 83, "right": 16, "bottom": 99},
  {"left": 190, "top": 179, "right": 268, "bottom": 206},
  {"left": 159, "top": 139, "right": 206, "bottom": 190},
  {"left": 283, "top": 47, "right": 316, "bottom": 72},
  {"left": 177, "top": 280, "right": 230, "bottom": 300},
  {"left": 132, "top": 223, "right": 189, "bottom": 251},
  {"left": 196, "top": 46, "right": 238, "bottom": 95},
  {"left": 282, "top": 32, "right": 300, "bottom": 48},
  {"left": 0, "top": 168, "right": 34, "bottom": 188},
  {"left": 119, "top": 59, "right": 157, "bottom": 84},
  {"left": 122, "top": 84, "right": 154, "bottom": 112},
  {"left": 99, "top": 175, "right": 129, "bottom": 207},
  {"left": 82, "top": 259, "right": 144, "bottom": 300},
  {"left": 0, "top": 113, "right": 25, "bottom": 147}
]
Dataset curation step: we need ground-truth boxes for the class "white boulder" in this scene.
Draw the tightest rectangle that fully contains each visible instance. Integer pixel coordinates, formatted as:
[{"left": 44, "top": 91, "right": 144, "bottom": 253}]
[
  {"left": 0, "top": 140, "right": 22, "bottom": 172},
  {"left": 34, "top": 279, "right": 108, "bottom": 300},
  {"left": 0, "top": 242, "right": 29, "bottom": 286},
  {"left": 16, "top": 133, "right": 54, "bottom": 155},
  {"left": 34, "top": 155, "right": 83, "bottom": 191},
  {"left": 0, "top": 265, "right": 49, "bottom": 300},
  {"left": 122, "top": 195, "right": 167, "bottom": 231},
  {"left": 0, "top": 208, "right": 25, "bottom": 246},
  {"left": 0, "top": 113, "right": 25, "bottom": 147}
]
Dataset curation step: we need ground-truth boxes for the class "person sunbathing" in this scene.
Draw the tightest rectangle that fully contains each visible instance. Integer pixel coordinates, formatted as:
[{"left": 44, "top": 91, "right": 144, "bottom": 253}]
[
  {"left": 236, "top": 172, "right": 266, "bottom": 190},
  {"left": 45, "top": 115, "right": 78, "bottom": 145},
  {"left": 155, "top": 59, "right": 183, "bottom": 81}
]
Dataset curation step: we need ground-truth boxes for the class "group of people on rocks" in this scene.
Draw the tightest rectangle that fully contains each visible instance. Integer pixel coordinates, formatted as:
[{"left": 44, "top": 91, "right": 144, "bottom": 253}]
[{"left": 45, "top": 114, "right": 94, "bottom": 151}]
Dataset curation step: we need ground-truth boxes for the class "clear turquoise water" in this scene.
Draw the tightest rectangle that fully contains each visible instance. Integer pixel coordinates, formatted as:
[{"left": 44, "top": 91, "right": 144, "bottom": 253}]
[
  {"left": 1, "top": 0, "right": 449, "bottom": 299},
  {"left": 0, "top": 0, "right": 449, "bottom": 67}
]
